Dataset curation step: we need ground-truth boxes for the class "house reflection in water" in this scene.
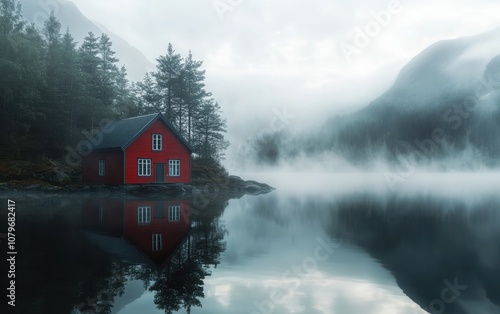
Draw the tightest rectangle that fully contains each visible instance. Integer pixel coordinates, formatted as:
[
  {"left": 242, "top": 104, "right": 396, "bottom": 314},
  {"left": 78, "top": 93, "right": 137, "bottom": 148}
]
[{"left": 81, "top": 197, "right": 191, "bottom": 268}]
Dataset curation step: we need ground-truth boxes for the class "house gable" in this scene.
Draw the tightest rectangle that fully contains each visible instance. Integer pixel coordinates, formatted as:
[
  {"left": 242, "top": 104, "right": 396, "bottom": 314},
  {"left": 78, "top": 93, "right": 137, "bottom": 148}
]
[
  {"left": 122, "top": 114, "right": 193, "bottom": 153},
  {"left": 124, "top": 118, "right": 191, "bottom": 184}
]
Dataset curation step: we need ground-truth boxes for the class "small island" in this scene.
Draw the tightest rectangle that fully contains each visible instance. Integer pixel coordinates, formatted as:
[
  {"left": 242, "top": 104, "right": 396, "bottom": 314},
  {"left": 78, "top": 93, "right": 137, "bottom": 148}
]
[{"left": 0, "top": 7, "right": 272, "bottom": 198}]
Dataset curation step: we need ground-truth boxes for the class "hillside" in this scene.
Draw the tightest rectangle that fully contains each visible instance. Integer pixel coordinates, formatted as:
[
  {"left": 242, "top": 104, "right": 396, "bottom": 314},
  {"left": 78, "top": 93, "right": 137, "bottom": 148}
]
[{"left": 252, "top": 28, "right": 500, "bottom": 169}]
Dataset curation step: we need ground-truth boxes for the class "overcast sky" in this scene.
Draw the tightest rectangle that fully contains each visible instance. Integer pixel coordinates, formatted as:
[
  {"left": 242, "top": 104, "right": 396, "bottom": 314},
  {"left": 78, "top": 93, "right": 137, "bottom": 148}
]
[{"left": 67, "top": 0, "right": 500, "bottom": 164}]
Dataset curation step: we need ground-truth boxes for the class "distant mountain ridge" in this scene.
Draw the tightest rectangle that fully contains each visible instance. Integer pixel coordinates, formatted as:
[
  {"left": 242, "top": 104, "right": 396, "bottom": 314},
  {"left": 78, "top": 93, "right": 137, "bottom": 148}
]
[
  {"left": 252, "top": 27, "right": 500, "bottom": 168},
  {"left": 18, "top": 0, "right": 153, "bottom": 82},
  {"left": 388, "top": 27, "right": 500, "bottom": 104}
]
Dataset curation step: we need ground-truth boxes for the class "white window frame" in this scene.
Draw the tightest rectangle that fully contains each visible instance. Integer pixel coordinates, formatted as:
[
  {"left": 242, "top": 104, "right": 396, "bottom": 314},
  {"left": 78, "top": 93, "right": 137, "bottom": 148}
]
[
  {"left": 168, "top": 205, "right": 181, "bottom": 222},
  {"left": 98, "top": 160, "right": 105, "bottom": 176},
  {"left": 138, "top": 206, "right": 151, "bottom": 224},
  {"left": 138, "top": 159, "right": 151, "bottom": 176},
  {"left": 152, "top": 233, "right": 162, "bottom": 251},
  {"left": 168, "top": 160, "right": 180, "bottom": 177},
  {"left": 152, "top": 134, "right": 162, "bottom": 151}
]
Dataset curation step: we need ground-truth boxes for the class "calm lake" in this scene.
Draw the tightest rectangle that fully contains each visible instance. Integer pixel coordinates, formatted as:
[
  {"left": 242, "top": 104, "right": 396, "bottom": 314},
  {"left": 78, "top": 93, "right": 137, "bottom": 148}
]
[{"left": 2, "top": 172, "right": 500, "bottom": 314}]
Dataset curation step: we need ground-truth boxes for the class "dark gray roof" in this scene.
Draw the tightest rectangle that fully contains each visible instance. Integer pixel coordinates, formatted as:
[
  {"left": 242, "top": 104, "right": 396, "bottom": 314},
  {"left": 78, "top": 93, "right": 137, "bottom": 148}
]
[{"left": 93, "top": 113, "right": 193, "bottom": 152}]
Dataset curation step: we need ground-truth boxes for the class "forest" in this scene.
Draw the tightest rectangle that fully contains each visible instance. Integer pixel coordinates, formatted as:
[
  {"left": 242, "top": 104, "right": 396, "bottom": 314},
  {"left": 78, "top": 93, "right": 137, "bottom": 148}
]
[{"left": 0, "top": 0, "right": 229, "bottom": 166}]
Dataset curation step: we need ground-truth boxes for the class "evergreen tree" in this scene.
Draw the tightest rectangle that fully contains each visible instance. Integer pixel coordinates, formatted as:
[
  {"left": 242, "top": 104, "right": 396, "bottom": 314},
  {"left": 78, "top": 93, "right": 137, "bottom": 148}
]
[
  {"left": 41, "top": 11, "right": 67, "bottom": 155},
  {"left": 181, "top": 50, "right": 210, "bottom": 143},
  {"left": 138, "top": 72, "right": 161, "bottom": 114},
  {"left": 59, "top": 29, "right": 80, "bottom": 142},
  {"left": 113, "top": 65, "right": 139, "bottom": 118},
  {"left": 154, "top": 43, "right": 182, "bottom": 122},
  {"left": 43, "top": 12, "right": 62, "bottom": 95},
  {"left": 0, "top": 1, "right": 48, "bottom": 156},
  {"left": 0, "top": 0, "right": 27, "bottom": 155},
  {"left": 78, "top": 31, "right": 101, "bottom": 132},
  {"left": 150, "top": 44, "right": 230, "bottom": 162},
  {"left": 97, "top": 33, "right": 119, "bottom": 108},
  {"left": 192, "top": 99, "right": 229, "bottom": 162}
]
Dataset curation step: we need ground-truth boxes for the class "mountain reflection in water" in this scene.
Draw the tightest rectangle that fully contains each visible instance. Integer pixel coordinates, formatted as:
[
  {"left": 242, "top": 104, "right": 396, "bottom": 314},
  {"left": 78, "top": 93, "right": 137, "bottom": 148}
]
[{"left": 327, "top": 194, "right": 500, "bottom": 314}]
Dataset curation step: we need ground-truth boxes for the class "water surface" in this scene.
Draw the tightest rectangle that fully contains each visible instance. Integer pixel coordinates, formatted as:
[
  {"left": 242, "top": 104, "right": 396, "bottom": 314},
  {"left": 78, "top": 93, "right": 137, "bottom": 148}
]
[{"left": 2, "top": 173, "right": 500, "bottom": 314}]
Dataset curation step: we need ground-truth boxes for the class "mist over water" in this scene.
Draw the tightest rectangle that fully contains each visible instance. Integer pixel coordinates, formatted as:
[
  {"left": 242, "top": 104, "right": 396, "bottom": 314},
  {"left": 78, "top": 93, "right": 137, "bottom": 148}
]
[{"left": 241, "top": 169, "right": 500, "bottom": 198}]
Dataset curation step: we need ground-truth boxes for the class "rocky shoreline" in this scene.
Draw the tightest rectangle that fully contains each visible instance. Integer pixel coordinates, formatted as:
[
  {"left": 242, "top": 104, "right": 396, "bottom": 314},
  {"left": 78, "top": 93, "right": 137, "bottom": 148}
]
[{"left": 0, "top": 175, "right": 274, "bottom": 198}]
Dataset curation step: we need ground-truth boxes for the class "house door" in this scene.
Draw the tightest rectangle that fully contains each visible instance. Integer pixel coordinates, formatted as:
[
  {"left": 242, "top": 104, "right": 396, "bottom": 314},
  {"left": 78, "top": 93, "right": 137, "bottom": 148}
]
[{"left": 155, "top": 164, "right": 165, "bottom": 183}]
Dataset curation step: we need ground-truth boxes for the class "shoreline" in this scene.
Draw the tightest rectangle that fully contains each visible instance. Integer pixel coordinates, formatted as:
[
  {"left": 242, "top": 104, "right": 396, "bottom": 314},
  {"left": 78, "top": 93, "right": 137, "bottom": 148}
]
[{"left": 0, "top": 175, "right": 274, "bottom": 199}]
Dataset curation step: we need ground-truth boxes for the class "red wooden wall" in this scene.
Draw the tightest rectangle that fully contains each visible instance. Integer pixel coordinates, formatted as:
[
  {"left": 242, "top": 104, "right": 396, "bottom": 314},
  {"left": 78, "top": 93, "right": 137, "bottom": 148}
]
[
  {"left": 125, "top": 119, "right": 191, "bottom": 184},
  {"left": 82, "top": 150, "right": 124, "bottom": 184}
]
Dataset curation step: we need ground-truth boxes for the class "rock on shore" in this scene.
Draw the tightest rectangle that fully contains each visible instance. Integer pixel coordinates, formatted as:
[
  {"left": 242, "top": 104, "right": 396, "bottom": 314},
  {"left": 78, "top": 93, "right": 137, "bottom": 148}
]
[{"left": 0, "top": 176, "right": 274, "bottom": 198}]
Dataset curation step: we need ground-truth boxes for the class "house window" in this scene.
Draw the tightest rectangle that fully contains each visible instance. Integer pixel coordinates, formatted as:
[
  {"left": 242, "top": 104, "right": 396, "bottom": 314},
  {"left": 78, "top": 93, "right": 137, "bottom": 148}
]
[
  {"left": 98, "top": 160, "right": 105, "bottom": 176},
  {"left": 138, "top": 159, "right": 151, "bottom": 176},
  {"left": 152, "top": 233, "right": 162, "bottom": 251},
  {"left": 152, "top": 134, "right": 162, "bottom": 151},
  {"left": 138, "top": 206, "right": 151, "bottom": 224},
  {"left": 168, "top": 205, "right": 181, "bottom": 222},
  {"left": 168, "top": 160, "right": 180, "bottom": 176}
]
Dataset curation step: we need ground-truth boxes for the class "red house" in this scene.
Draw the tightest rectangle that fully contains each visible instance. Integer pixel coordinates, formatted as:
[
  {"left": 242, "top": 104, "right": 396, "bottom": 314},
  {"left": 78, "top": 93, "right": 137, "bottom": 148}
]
[{"left": 82, "top": 113, "right": 192, "bottom": 185}]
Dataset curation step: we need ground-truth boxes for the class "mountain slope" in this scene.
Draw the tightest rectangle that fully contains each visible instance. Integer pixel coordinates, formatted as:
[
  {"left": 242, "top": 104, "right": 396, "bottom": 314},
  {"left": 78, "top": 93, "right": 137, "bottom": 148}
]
[
  {"left": 387, "top": 27, "right": 500, "bottom": 105},
  {"left": 18, "top": 0, "right": 153, "bottom": 81},
  {"left": 252, "top": 28, "right": 500, "bottom": 168}
]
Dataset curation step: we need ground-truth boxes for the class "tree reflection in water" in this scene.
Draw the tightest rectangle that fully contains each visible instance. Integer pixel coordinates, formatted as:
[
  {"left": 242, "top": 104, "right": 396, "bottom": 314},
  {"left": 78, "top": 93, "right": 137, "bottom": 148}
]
[
  {"left": 80, "top": 195, "right": 229, "bottom": 314},
  {"left": 11, "top": 194, "right": 228, "bottom": 314},
  {"left": 124, "top": 195, "right": 228, "bottom": 313}
]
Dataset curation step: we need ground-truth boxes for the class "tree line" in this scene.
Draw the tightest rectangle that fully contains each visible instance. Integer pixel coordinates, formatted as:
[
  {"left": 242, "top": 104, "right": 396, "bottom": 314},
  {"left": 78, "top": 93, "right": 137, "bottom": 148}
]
[{"left": 0, "top": 0, "right": 229, "bottom": 163}]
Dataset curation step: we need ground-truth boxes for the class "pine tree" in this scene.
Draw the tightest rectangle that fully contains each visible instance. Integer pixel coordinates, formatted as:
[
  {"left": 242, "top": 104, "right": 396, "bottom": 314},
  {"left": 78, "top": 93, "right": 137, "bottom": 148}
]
[
  {"left": 181, "top": 50, "right": 210, "bottom": 143},
  {"left": 0, "top": 1, "right": 46, "bottom": 156},
  {"left": 148, "top": 44, "right": 230, "bottom": 162},
  {"left": 154, "top": 43, "right": 182, "bottom": 122},
  {"left": 113, "top": 65, "right": 138, "bottom": 118},
  {"left": 0, "top": 0, "right": 25, "bottom": 155},
  {"left": 138, "top": 72, "right": 161, "bottom": 114},
  {"left": 59, "top": 29, "right": 80, "bottom": 142},
  {"left": 41, "top": 12, "right": 66, "bottom": 155},
  {"left": 98, "top": 33, "right": 119, "bottom": 108},
  {"left": 43, "top": 12, "right": 62, "bottom": 92},
  {"left": 78, "top": 32, "right": 101, "bottom": 132},
  {"left": 192, "top": 99, "right": 229, "bottom": 162}
]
